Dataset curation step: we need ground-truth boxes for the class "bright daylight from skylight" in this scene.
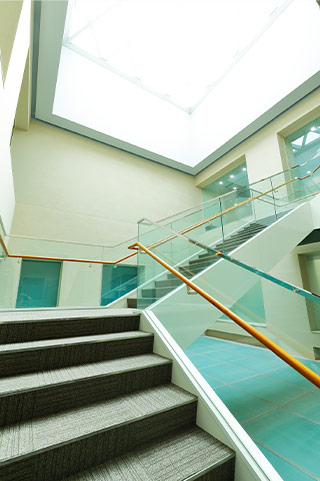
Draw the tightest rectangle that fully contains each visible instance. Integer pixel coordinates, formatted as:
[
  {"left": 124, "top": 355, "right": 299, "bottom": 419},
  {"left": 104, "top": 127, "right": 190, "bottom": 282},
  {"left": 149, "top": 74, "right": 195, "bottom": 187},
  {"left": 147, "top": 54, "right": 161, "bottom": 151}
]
[{"left": 63, "top": 0, "right": 286, "bottom": 113}]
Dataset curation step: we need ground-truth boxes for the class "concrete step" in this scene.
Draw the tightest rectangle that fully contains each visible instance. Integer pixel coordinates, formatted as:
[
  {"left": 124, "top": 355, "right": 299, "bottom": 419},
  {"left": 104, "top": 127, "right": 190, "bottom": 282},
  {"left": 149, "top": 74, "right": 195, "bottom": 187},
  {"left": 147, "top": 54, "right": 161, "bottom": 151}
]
[
  {"left": 0, "top": 353, "right": 172, "bottom": 426},
  {"left": 0, "top": 384, "right": 197, "bottom": 481},
  {"left": 0, "top": 331, "right": 154, "bottom": 376},
  {"left": 62, "top": 426, "right": 235, "bottom": 481}
]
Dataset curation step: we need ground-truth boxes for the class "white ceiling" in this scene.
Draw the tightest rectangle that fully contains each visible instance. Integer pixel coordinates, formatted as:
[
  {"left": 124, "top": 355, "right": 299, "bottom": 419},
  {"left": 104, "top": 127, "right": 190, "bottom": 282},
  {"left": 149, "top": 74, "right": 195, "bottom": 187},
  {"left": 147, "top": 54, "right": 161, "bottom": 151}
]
[{"left": 34, "top": 0, "right": 320, "bottom": 174}]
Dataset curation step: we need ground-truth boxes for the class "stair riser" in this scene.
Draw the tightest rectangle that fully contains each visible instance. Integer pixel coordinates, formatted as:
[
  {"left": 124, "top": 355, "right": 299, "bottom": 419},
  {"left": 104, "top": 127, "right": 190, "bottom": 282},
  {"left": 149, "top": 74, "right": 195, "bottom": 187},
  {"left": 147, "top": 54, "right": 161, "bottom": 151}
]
[
  {"left": 127, "top": 299, "right": 137, "bottom": 308},
  {"left": 196, "top": 458, "right": 235, "bottom": 481},
  {"left": 0, "top": 317, "right": 140, "bottom": 344},
  {"left": 141, "top": 287, "right": 174, "bottom": 298},
  {"left": 155, "top": 279, "right": 182, "bottom": 288},
  {"left": 0, "top": 337, "right": 154, "bottom": 376},
  {"left": 0, "top": 363, "right": 172, "bottom": 426},
  {"left": 0, "top": 402, "right": 197, "bottom": 481}
]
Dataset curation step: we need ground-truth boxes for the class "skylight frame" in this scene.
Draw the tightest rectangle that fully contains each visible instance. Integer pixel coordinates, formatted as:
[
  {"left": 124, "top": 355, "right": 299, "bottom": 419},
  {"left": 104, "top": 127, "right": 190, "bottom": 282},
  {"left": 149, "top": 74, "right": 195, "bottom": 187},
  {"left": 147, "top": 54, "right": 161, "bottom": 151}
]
[{"left": 63, "top": 0, "right": 293, "bottom": 115}]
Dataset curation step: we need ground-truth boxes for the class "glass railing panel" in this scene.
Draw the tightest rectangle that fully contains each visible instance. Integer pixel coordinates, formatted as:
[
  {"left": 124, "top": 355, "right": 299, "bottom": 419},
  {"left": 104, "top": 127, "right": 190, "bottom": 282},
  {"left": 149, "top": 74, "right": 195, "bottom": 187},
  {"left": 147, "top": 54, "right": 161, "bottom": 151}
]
[
  {"left": 7, "top": 235, "right": 105, "bottom": 261},
  {"left": 148, "top": 249, "right": 320, "bottom": 479},
  {"left": 167, "top": 206, "right": 208, "bottom": 235},
  {"left": 148, "top": 239, "right": 320, "bottom": 360},
  {"left": 0, "top": 233, "right": 139, "bottom": 310},
  {"left": 137, "top": 218, "right": 206, "bottom": 308}
]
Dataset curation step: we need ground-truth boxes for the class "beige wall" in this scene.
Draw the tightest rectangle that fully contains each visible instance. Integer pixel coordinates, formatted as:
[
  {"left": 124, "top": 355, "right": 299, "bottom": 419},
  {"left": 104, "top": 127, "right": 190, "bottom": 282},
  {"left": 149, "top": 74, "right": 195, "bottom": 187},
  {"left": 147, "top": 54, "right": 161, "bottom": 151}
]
[
  {"left": 0, "top": 1, "right": 23, "bottom": 84},
  {"left": 11, "top": 121, "right": 202, "bottom": 246},
  {"left": 196, "top": 89, "right": 320, "bottom": 188},
  {"left": 0, "top": 0, "right": 31, "bottom": 234}
]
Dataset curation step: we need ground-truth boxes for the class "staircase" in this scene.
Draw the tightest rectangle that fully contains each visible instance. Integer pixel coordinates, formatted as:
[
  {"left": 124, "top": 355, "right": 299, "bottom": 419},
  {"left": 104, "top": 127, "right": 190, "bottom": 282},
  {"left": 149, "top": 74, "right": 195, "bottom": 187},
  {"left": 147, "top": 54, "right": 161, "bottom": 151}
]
[
  {"left": 0, "top": 309, "right": 235, "bottom": 480},
  {"left": 132, "top": 214, "right": 287, "bottom": 309}
]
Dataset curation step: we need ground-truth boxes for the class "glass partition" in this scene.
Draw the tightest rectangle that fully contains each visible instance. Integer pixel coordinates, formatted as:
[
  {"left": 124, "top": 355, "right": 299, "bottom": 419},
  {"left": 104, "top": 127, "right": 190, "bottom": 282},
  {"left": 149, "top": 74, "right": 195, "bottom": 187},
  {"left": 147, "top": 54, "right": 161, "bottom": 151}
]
[{"left": 285, "top": 116, "right": 320, "bottom": 177}]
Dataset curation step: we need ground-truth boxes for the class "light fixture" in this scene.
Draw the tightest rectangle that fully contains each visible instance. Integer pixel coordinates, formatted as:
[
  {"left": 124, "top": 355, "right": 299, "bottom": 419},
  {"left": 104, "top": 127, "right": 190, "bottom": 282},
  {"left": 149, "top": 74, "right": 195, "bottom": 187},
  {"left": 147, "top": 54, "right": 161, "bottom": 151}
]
[
  {"left": 233, "top": 187, "right": 237, "bottom": 190},
  {"left": 230, "top": 175, "right": 234, "bottom": 179},
  {"left": 307, "top": 171, "right": 311, "bottom": 174},
  {"left": 311, "top": 127, "right": 317, "bottom": 131},
  {"left": 219, "top": 181, "right": 223, "bottom": 185},
  {"left": 242, "top": 167, "right": 247, "bottom": 171}
]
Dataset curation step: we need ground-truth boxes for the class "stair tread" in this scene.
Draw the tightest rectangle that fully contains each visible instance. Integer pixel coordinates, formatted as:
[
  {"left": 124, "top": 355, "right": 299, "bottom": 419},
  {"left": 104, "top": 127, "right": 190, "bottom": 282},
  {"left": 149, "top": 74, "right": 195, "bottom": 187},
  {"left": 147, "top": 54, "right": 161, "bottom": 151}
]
[
  {"left": 0, "top": 309, "right": 138, "bottom": 324},
  {"left": 0, "top": 384, "right": 196, "bottom": 464},
  {"left": 0, "top": 331, "right": 152, "bottom": 354},
  {"left": 62, "top": 427, "right": 234, "bottom": 481},
  {"left": 0, "top": 354, "right": 170, "bottom": 397}
]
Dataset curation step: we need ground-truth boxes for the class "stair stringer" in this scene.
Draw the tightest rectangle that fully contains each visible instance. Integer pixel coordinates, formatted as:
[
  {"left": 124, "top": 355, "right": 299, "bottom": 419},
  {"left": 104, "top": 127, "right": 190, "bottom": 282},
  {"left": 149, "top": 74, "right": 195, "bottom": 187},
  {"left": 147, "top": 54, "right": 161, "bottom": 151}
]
[
  {"left": 140, "top": 309, "right": 283, "bottom": 481},
  {"left": 149, "top": 202, "right": 315, "bottom": 349}
]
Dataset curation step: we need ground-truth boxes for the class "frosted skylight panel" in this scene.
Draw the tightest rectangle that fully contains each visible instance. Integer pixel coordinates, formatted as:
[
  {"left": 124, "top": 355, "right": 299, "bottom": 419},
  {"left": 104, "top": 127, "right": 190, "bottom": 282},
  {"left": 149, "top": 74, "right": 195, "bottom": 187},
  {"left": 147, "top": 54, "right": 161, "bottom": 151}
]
[{"left": 64, "top": 0, "right": 287, "bottom": 113}]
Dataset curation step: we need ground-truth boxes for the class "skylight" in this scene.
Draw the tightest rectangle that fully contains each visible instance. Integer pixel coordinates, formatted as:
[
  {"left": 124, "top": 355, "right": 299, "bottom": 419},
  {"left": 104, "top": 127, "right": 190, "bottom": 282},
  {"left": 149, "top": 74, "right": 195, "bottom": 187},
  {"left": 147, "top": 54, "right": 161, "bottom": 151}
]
[{"left": 63, "top": 0, "right": 286, "bottom": 113}]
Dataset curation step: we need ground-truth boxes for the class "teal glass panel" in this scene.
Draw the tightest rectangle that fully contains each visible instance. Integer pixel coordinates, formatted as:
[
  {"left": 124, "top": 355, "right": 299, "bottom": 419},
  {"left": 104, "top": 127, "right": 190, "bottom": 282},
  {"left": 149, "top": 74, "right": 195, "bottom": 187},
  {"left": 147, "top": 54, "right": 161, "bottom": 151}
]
[
  {"left": 285, "top": 116, "right": 320, "bottom": 177},
  {"left": 16, "top": 260, "right": 61, "bottom": 308},
  {"left": 202, "top": 161, "right": 249, "bottom": 201},
  {"left": 101, "top": 264, "right": 137, "bottom": 305}
]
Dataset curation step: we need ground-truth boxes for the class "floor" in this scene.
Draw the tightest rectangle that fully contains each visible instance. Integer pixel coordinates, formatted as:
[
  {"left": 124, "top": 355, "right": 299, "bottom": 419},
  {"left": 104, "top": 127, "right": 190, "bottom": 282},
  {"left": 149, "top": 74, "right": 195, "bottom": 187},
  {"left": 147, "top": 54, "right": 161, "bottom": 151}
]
[{"left": 185, "top": 336, "right": 320, "bottom": 481}]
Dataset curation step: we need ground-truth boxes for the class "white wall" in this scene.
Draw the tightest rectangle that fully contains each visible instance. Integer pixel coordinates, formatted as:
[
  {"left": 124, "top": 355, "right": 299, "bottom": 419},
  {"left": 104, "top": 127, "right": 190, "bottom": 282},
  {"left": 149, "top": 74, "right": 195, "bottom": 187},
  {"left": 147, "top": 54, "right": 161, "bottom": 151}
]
[
  {"left": 11, "top": 121, "right": 202, "bottom": 247},
  {"left": 0, "top": 0, "right": 31, "bottom": 234}
]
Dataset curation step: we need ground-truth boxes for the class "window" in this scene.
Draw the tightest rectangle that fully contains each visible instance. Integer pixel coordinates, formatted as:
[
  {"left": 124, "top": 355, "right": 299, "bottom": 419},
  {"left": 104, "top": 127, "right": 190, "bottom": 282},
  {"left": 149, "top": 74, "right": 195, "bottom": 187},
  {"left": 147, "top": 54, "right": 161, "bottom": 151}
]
[
  {"left": 16, "top": 260, "right": 61, "bottom": 308},
  {"left": 285, "top": 116, "right": 320, "bottom": 177},
  {"left": 101, "top": 264, "right": 137, "bottom": 305}
]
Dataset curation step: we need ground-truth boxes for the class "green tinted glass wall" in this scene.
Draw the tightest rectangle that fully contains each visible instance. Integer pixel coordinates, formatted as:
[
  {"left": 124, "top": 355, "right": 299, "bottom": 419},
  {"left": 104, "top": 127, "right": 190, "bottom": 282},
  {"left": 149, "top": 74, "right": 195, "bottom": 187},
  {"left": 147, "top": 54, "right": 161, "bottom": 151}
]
[
  {"left": 202, "top": 161, "right": 250, "bottom": 200},
  {"left": 101, "top": 265, "right": 137, "bottom": 305},
  {"left": 285, "top": 117, "right": 320, "bottom": 176},
  {"left": 16, "top": 260, "right": 61, "bottom": 308}
]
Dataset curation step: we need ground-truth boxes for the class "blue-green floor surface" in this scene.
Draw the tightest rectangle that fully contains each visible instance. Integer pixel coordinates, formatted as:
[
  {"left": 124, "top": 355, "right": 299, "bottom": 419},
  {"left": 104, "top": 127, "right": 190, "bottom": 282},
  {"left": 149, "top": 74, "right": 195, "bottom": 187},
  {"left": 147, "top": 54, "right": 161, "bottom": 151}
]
[{"left": 185, "top": 336, "right": 320, "bottom": 481}]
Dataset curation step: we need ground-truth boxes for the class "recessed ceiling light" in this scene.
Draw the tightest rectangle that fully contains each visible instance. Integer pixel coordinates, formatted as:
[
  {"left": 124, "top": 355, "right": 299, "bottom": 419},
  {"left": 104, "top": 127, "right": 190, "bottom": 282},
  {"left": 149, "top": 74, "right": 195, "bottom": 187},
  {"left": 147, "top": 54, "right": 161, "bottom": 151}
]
[
  {"left": 242, "top": 167, "right": 247, "bottom": 171},
  {"left": 219, "top": 181, "right": 223, "bottom": 185},
  {"left": 307, "top": 171, "right": 311, "bottom": 174},
  {"left": 230, "top": 175, "right": 234, "bottom": 179},
  {"left": 233, "top": 187, "right": 237, "bottom": 190}
]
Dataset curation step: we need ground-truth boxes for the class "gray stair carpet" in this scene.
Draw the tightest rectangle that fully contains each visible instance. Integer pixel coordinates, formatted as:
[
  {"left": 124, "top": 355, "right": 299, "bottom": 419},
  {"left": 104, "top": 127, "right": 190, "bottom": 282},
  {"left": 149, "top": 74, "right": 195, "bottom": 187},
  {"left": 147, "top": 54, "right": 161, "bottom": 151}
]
[
  {"left": 0, "top": 385, "right": 196, "bottom": 462},
  {"left": 0, "top": 331, "right": 154, "bottom": 376},
  {"left": 0, "top": 354, "right": 172, "bottom": 426},
  {"left": 63, "top": 427, "right": 235, "bottom": 481},
  {"left": 0, "top": 309, "right": 235, "bottom": 480}
]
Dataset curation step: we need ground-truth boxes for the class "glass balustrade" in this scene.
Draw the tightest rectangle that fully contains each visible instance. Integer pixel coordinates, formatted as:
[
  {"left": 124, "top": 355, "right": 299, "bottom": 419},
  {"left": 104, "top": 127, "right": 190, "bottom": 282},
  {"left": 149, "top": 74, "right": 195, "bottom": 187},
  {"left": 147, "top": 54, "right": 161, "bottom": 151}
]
[
  {"left": 147, "top": 253, "right": 320, "bottom": 481},
  {"left": 0, "top": 234, "right": 138, "bottom": 310},
  {"left": 137, "top": 161, "right": 320, "bottom": 309},
  {"left": 1, "top": 153, "right": 320, "bottom": 312}
]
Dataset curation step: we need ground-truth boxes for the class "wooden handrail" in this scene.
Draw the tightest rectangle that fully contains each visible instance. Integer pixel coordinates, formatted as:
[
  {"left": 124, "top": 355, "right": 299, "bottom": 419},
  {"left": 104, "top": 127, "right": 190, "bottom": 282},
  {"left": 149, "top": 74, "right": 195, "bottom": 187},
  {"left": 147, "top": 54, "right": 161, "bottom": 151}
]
[{"left": 132, "top": 241, "right": 320, "bottom": 389}]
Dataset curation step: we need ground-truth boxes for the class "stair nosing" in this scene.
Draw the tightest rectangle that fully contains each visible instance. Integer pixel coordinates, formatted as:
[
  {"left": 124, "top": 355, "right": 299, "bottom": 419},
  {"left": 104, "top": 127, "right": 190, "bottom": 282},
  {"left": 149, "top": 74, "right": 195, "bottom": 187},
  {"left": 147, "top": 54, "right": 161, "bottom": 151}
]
[{"left": 183, "top": 452, "right": 235, "bottom": 481}]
